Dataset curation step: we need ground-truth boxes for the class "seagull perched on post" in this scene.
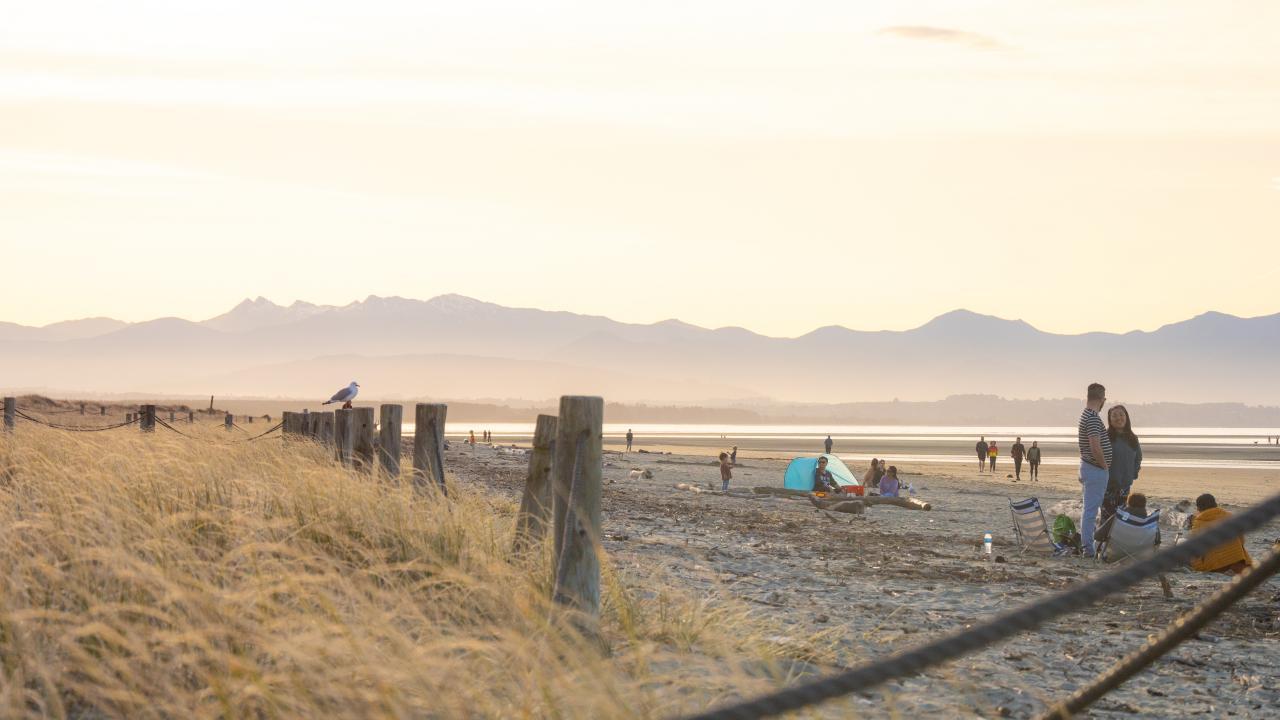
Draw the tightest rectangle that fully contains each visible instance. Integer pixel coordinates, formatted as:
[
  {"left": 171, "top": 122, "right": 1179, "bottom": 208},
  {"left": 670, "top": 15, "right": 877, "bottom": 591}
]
[{"left": 323, "top": 381, "right": 360, "bottom": 409}]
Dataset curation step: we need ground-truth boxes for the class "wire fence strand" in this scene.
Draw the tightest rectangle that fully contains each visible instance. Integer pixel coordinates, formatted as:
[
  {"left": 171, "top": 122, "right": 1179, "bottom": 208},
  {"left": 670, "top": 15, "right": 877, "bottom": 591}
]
[{"left": 680, "top": 491, "right": 1280, "bottom": 720}]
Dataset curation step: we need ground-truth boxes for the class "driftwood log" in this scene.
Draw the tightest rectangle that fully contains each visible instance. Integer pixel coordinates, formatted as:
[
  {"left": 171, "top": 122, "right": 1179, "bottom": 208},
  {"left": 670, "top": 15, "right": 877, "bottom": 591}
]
[{"left": 804, "top": 493, "right": 932, "bottom": 511}]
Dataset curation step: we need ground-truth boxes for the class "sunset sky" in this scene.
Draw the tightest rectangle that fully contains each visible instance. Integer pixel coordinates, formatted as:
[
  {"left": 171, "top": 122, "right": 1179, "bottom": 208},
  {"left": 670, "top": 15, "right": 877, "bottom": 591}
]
[{"left": 3, "top": 1, "right": 1278, "bottom": 336}]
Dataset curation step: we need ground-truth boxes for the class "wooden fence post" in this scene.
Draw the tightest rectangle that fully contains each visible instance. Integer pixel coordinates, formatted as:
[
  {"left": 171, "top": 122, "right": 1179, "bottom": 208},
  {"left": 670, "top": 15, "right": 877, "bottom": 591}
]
[
  {"left": 80, "top": 403, "right": 85, "bottom": 415},
  {"left": 334, "top": 408, "right": 354, "bottom": 466},
  {"left": 188, "top": 411, "right": 194, "bottom": 424},
  {"left": 281, "top": 411, "right": 294, "bottom": 438},
  {"left": 3, "top": 397, "right": 14, "bottom": 433},
  {"left": 100, "top": 406, "right": 106, "bottom": 416},
  {"left": 315, "top": 411, "right": 334, "bottom": 446},
  {"left": 224, "top": 413, "right": 233, "bottom": 431},
  {"left": 551, "top": 396, "right": 603, "bottom": 620},
  {"left": 168, "top": 410, "right": 175, "bottom": 423},
  {"left": 412, "top": 403, "right": 448, "bottom": 493},
  {"left": 353, "top": 407, "right": 375, "bottom": 472},
  {"left": 514, "top": 414, "right": 558, "bottom": 552},
  {"left": 247, "top": 414, "right": 253, "bottom": 424},
  {"left": 140, "top": 405, "right": 156, "bottom": 433},
  {"left": 379, "top": 404, "right": 403, "bottom": 479},
  {"left": 126, "top": 413, "right": 134, "bottom": 424}
]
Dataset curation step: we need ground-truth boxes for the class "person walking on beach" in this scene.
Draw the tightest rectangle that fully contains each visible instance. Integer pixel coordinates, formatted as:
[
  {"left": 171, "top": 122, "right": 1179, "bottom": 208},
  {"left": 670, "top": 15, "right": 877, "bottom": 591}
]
[
  {"left": 718, "top": 452, "right": 733, "bottom": 492},
  {"left": 1011, "top": 437, "right": 1026, "bottom": 480},
  {"left": 824, "top": 435, "right": 834, "bottom": 454},
  {"left": 987, "top": 440, "right": 998, "bottom": 473},
  {"left": 1077, "top": 383, "right": 1113, "bottom": 557},
  {"left": 1027, "top": 441, "right": 1041, "bottom": 481},
  {"left": 976, "top": 437, "right": 988, "bottom": 471},
  {"left": 730, "top": 445, "right": 738, "bottom": 464},
  {"left": 1100, "top": 405, "right": 1142, "bottom": 525},
  {"left": 626, "top": 429, "right": 633, "bottom": 452}
]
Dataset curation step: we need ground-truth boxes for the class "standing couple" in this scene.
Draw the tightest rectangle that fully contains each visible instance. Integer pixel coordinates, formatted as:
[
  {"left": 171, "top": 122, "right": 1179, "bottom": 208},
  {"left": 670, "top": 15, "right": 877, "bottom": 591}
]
[{"left": 1077, "top": 382, "right": 1143, "bottom": 557}]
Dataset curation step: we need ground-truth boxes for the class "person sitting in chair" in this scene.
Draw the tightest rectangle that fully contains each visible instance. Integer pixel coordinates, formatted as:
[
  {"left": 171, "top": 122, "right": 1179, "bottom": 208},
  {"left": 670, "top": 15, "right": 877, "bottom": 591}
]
[
  {"left": 1189, "top": 493, "right": 1252, "bottom": 575},
  {"left": 1094, "top": 492, "right": 1160, "bottom": 545},
  {"left": 812, "top": 456, "right": 840, "bottom": 494}
]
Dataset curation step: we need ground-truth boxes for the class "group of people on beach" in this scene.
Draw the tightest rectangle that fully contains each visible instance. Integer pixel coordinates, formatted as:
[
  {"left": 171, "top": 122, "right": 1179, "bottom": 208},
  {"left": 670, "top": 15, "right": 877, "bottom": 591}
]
[
  {"left": 1073, "top": 382, "right": 1251, "bottom": 572},
  {"left": 975, "top": 436, "right": 1041, "bottom": 481}
]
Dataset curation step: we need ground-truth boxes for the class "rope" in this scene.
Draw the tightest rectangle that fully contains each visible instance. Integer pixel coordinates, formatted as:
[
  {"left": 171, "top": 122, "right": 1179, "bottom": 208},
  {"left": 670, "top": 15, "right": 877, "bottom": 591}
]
[
  {"left": 155, "top": 416, "right": 282, "bottom": 443},
  {"left": 1038, "top": 540, "right": 1280, "bottom": 719},
  {"left": 680, "top": 491, "right": 1280, "bottom": 720},
  {"left": 13, "top": 409, "right": 137, "bottom": 432}
]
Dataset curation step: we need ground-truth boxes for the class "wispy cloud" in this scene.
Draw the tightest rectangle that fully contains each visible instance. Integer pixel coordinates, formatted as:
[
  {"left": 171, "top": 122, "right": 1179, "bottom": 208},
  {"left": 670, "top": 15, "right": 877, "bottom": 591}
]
[{"left": 879, "top": 25, "right": 1007, "bottom": 51}]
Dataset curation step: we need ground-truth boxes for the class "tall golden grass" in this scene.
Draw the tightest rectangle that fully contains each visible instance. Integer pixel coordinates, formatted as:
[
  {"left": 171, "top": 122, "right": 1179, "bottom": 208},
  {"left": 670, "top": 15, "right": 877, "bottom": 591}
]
[{"left": 0, "top": 425, "right": 840, "bottom": 719}]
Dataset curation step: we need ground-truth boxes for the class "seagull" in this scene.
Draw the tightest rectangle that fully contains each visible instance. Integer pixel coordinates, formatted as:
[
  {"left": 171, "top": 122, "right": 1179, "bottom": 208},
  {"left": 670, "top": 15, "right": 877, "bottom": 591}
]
[{"left": 323, "top": 381, "right": 360, "bottom": 408}]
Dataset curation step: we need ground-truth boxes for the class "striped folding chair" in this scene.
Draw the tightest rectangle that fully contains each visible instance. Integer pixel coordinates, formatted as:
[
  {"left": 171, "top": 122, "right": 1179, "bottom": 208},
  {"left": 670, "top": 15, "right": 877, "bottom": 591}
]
[
  {"left": 1097, "top": 508, "right": 1174, "bottom": 598},
  {"left": 1010, "top": 497, "right": 1056, "bottom": 554}
]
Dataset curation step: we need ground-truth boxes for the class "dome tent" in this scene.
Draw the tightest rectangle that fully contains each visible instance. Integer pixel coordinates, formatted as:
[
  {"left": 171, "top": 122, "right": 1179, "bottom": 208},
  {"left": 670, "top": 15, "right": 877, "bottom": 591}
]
[{"left": 782, "top": 454, "right": 862, "bottom": 492}]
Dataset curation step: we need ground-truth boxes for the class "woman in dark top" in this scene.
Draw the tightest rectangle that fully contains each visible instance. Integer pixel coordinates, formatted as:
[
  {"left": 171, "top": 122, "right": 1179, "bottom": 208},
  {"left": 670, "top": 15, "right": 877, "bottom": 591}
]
[{"left": 1100, "top": 405, "right": 1143, "bottom": 523}]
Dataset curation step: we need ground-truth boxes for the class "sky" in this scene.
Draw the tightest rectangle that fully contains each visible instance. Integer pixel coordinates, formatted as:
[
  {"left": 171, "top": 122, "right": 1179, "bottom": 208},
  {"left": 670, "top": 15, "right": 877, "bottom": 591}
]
[{"left": 3, "top": 1, "right": 1279, "bottom": 337}]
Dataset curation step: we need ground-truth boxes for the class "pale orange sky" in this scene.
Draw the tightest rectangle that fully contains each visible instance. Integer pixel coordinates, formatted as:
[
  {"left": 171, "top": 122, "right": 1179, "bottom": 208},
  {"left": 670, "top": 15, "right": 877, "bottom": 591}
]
[{"left": 2, "top": 1, "right": 1279, "bottom": 336}]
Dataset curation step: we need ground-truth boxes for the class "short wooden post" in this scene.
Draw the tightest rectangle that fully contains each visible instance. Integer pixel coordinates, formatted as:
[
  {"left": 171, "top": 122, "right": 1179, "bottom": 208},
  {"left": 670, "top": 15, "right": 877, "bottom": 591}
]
[
  {"left": 551, "top": 396, "right": 603, "bottom": 619},
  {"left": 80, "top": 403, "right": 85, "bottom": 415},
  {"left": 168, "top": 410, "right": 175, "bottom": 423},
  {"left": 3, "top": 397, "right": 14, "bottom": 433},
  {"left": 412, "top": 403, "right": 448, "bottom": 493},
  {"left": 126, "top": 412, "right": 134, "bottom": 424},
  {"left": 334, "top": 409, "right": 354, "bottom": 466},
  {"left": 281, "top": 411, "right": 294, "bottom": 438},
  {"left": 353, "top": 407, "right": 375, "bottom": 472},
  {"left": 140, "top": 405, "right": 156, "bottom": 432},
  {"left": 100, "top": 406, "right": 106, "bottom": 416},
  {"left": 224, "top": 413, "right": 233, "bottom": 431},
  {"left": 314, "top": 411, "right": 334, "bottom": 445},
  {"left": 188, "top": 411, "right": 194, "bottom": 423},
  {"left": 514, "top": 414, "right": 558, "bottom": 551},
  {"left": 378, "top": 404, "right": 403, "bottom": 479},
  {"left": 247, "top": 414, "right": 253, "bottom": 424}
]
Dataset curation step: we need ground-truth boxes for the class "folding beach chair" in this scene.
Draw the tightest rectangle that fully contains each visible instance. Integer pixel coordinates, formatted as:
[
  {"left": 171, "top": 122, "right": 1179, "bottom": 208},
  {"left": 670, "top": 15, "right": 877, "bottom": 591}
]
[
  {"left": 1097, "top": 508, "right": 1174, "bottom": 598},
  {"left": 1009, "top": 497, "right": 1056, "bottom": 554}
]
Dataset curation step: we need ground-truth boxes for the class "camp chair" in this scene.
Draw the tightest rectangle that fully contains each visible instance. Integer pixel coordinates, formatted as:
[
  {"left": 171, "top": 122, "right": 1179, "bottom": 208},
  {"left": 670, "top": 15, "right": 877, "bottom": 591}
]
[
  {"left": 1097, "top": 508, "right": 1174, "bottom": 598},
  {"left": 1009, "top": 497, "right": 1056, "bottom": 554}
]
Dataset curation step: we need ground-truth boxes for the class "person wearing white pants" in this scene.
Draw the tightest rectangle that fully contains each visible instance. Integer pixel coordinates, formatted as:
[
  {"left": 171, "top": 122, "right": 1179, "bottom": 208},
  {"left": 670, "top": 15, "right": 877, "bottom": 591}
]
[{"left": 1076, "top": 383, "right": 1113, "bottom": 557}]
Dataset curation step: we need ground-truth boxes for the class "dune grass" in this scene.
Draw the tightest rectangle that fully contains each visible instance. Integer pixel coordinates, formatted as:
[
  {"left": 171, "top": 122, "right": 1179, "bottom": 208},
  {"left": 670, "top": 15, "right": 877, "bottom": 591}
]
[{"left": 0, "top": 425, "right": 842, "bottom": 719}]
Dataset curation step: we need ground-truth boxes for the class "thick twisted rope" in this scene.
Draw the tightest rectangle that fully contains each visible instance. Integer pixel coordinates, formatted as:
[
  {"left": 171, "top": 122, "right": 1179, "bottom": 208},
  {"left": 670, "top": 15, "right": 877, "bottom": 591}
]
[
  {"left": 680, "top": 491, "right": 1280, "bottom": 720},
  {"left": 14, "top": 409, "right": 137, "bottom": 432},
  {"left": 1038, "top": 540, "right": 1280, "bottom": 719}
]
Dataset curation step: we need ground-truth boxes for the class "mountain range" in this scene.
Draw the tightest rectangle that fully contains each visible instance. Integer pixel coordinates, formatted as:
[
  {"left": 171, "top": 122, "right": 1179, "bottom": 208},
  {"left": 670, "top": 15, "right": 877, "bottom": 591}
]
[{"left": 2, "top": 295, "right": 1278, "bottom": 405}]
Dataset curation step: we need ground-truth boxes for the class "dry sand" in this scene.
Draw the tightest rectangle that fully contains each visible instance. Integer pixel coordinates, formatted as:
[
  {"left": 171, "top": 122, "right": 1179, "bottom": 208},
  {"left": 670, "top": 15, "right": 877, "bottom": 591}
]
[{"left": 452, "top": 442, "right": 1280, "bottom": 718}]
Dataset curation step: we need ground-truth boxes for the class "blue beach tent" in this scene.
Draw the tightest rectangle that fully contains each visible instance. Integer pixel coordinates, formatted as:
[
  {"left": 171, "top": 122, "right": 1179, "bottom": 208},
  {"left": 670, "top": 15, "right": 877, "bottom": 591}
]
[{"left": 783, "top": 454, "right": 862, "bottom": 492}]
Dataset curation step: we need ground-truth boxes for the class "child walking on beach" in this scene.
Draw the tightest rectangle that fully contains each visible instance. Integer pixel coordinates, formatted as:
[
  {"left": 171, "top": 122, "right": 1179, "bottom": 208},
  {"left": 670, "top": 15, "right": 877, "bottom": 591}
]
[{"left": 719, "top": 452, "right": 732, "bottom": 492}]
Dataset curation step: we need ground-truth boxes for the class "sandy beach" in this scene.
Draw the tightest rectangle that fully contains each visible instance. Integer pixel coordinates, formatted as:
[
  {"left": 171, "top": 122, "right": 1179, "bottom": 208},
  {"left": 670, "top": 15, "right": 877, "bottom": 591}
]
[{"left": 452, "top": 441, "right": 1280, "bottom": 718}]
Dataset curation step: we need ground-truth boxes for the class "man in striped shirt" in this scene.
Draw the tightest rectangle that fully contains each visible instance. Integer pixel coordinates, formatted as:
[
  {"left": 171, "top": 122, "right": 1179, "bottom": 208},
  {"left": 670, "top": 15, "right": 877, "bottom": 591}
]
[{"left": 1077, "top": 382, "right": 1113, "bottom": 557}]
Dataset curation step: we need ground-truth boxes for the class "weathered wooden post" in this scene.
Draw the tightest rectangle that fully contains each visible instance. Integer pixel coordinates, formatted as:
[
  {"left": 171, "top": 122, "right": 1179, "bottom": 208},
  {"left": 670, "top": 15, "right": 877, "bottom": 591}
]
[
  {"left": 412, "top": 403, "right": 448, "bottom": 493},
  {"left": 281, "top": 411, "right": 294, "bottom": 438},
  {"left": 224, "top": 413, "right": 233, "bottom": 431},
  {"left": 168, "top": 410, "right": 175, "bottom": 423},
  {"left": 514, "top": 414, "right": 558, "bottom": 552},
  {"left": 378, "top": 404, "right": 403, "bottom": 479},
  {"left": 188, "top": 410, "right": 194, "bottom": 423},
  {"left": 80, "top": 403, "right": 85, "bottom": 415},
  {"left": 100, "top": 406, "right": 106, "bottom": 416},
  {"left": 551, "top": 396, "right": 603, "bottom": 620},
  {"left": 247, "top": 414, "right": 253, "bottom": 424},
  {"left": 126, "top": 412, "right": 134, "bottom": 424},
  {"left": 3, "top": 397, "right": 14, "bottom": 433},
  {"left": 353, "top": 407, "right": 375, "bottom": 472},
  {"left": 140, "top": 404, "right": 156, "bottom": 432},
  {"left": 314, "top": 411, "right": 334, "bottom": 445},
  {"left": 334, "top": 408, "right": 354, "bottom": 466}
]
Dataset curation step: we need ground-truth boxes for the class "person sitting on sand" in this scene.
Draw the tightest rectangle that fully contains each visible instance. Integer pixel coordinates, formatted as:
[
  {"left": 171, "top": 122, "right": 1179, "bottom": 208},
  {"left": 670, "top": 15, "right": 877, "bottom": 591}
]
[
  {"left": 862, "top": 458, "right": 881, "bottom": 492},
  {"left": 812, "top": 456, "right": 839, "bottom": 494},
  {"left": 719, "top": 452, "right": 733, "bottom": 492},
  {"left": 1189, "top": 494, "right": 1252, "bottom": 574},
  {"left": 879, "top": 466, "right": 901, "bottom": 497}
]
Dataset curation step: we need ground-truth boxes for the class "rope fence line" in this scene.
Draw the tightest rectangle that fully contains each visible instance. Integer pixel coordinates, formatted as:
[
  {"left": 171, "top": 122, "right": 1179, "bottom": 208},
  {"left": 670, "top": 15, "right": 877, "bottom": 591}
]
[
  {"left": 681, "top": 491, "right": 1280, "bottom": 720},
  {"left": 1038, "top": 540, "right": 1280, "bottom": 719},
  {"left": 154, "top": 416, "right": 283, "bottom": 443},
  {"left": 14, "top": 409, "right": 138, "bottom": 432}
]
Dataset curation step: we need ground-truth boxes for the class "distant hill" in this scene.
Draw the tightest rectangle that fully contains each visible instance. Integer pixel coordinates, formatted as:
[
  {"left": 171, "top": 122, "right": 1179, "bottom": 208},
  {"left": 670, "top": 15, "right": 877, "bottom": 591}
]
[{"left": 1, "top": 295, "right": 1278, "bottom": 406}]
